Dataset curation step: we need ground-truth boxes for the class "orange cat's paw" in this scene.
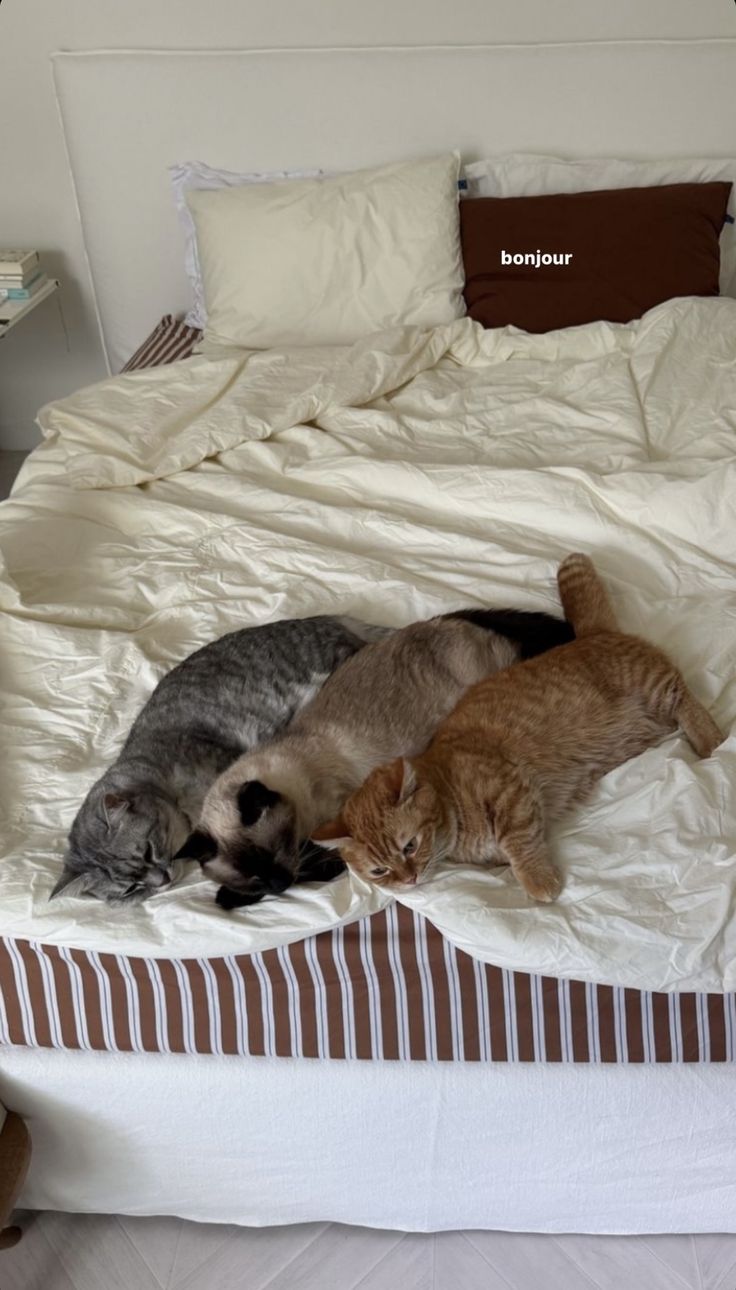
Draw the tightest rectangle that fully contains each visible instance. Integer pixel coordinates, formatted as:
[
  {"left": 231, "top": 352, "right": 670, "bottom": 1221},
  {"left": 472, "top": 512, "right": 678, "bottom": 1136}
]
[
  {"left": 696, "top": 718, "right": 725, "bottom": 760},
  {"left": 519, "top": 865, "right": 563, "bottom": 903}
]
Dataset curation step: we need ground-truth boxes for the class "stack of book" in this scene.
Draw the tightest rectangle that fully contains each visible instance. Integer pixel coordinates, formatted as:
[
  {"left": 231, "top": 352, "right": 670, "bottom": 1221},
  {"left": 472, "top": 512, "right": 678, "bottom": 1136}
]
[{"left": 0, "top": 250, "right": 49, "bottom": 302}]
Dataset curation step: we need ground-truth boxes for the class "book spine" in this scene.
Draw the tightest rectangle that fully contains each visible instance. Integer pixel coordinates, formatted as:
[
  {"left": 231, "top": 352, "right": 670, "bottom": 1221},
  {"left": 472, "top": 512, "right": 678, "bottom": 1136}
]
[
  {"left": 0, "top": 272, "right": 44, "bottom": 296},
  {"left": 0, "top": 285, "right": 44, "bottom": 300}
]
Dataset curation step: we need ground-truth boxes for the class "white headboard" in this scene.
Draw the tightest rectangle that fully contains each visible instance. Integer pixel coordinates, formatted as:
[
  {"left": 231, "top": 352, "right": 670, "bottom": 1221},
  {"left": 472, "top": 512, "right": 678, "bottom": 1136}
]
[{"left": 53, "top": 42, "right": 736, "bottom": 373}]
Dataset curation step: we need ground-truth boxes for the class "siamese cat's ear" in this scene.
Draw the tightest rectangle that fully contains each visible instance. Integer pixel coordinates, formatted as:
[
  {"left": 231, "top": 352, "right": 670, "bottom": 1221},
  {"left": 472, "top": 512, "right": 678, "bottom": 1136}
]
[
  {"left": 49, "top": 864, "right": 83, "bottom": 900},
  {"left": 237, "top": 781, "right": 281, "bottom": 827},
  {"left": 311, "top": 815, "right": 351, "bottom": 850},
  {"left": 174, "top": 829, "right": 218, "bottom": 863},
  {"left": 385, "top": 758, "right": 417, "bottom": 804}
]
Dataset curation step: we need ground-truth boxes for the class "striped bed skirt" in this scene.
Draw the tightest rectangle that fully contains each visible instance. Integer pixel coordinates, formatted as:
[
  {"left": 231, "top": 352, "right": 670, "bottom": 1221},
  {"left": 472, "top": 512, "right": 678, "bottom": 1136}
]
[{"left": 0, "top": 905, "right": 733, "bottom": 1063}]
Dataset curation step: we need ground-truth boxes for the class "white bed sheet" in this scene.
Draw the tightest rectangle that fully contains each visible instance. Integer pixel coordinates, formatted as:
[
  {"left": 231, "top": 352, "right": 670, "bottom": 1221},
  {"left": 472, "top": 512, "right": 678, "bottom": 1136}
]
[
  {"left": 1, "top": 297, "right": 734, "bottom": 989},
  {"left": 3, "top": 1044, "right": 736, "bottom": 1233}
]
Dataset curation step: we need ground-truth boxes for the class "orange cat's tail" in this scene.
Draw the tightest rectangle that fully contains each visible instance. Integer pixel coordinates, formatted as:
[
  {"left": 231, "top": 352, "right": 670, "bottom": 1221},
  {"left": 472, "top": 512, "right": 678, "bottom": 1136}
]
[{"left": 557, "top": 553, "right": 618, "bottom": 636}]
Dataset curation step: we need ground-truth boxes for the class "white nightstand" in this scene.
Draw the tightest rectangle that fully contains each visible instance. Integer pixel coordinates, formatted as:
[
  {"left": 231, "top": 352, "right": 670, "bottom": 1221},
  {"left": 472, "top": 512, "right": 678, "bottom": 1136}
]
[{"left": 0, "top": 278, "right": 60, "bottom": 339}]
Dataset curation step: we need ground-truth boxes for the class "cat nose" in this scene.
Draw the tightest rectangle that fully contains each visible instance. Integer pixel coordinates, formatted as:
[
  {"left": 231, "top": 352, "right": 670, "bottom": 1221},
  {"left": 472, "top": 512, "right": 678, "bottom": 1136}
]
[{"left": 407, "top": 874, "right": 418, "bottom": 886}]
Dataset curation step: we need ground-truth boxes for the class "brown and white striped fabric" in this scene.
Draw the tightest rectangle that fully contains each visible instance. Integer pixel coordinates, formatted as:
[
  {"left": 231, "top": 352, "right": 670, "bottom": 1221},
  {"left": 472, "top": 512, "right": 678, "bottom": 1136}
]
[
  {"left": 0, "top": 906, "right": 733, "bottom": 1062},
  {"left": 121, "top": 315, "right": 201, "bottom": 372}
]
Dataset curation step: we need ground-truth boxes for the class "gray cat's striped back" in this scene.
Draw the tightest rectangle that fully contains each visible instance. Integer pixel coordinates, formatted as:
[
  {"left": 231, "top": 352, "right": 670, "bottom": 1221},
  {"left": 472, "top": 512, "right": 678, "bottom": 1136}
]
[{"left": 123, "top": 614, "right": 381, "bottom": 772}]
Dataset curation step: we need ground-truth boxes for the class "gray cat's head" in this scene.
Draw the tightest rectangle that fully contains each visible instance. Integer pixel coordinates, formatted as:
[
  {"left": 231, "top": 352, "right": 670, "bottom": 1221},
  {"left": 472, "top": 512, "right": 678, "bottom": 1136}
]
[
  {"left": 52, "top": 785, "right": 189, "bottom": 903},
  {"left": 184, "top": 779, "right": 301, "bottom": 906}
]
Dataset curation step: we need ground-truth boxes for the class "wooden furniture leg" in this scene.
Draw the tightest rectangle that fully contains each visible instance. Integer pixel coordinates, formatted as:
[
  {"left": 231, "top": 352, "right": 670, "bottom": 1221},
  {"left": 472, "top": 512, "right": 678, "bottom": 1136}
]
[{"left": 0, "top": 1111, "right": 31, "bottom": 1250}]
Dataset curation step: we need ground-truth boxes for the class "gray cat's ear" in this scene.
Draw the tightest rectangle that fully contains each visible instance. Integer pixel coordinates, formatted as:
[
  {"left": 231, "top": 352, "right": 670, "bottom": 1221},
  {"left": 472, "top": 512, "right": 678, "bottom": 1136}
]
[
  {"left": 49, "top": 864, "right": 82, "bottom": 900},
  {"left": 311, "top": 815, "right": 351, "bottom": 850},
  {"left": 103, "top": 791, "right": 131, "bottom": 813},
  {"left": 101, "top": 792, "right": 132, "bottom": 829}
]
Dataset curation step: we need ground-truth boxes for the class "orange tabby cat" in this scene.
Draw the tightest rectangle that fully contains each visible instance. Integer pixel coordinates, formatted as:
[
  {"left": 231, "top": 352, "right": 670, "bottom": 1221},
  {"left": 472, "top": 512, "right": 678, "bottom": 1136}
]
[{"left": 313, "top": 554, "right": 723, "bottom": 902}]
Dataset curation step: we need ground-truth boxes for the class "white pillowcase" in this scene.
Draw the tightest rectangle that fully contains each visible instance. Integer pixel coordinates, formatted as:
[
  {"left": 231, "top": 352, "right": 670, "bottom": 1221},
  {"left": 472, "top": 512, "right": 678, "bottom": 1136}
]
[
  {"left": 464, "top": 154, "right": 736, "bottom": 296},
  {"left": 185, "top": 153, "right": 464, "bottom": 350},
  {"left": 169, "top": 160, "right": 323, "bottom": 328}
]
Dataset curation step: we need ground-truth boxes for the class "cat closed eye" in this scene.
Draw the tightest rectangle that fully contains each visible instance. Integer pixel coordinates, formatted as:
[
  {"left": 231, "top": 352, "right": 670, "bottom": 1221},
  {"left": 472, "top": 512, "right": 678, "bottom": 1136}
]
[
  {"left": 402, "top": 838, "right": 418, "bottom": 857},
  {"left": 370, "top": 866, "right": 389, "bottom": 877}
]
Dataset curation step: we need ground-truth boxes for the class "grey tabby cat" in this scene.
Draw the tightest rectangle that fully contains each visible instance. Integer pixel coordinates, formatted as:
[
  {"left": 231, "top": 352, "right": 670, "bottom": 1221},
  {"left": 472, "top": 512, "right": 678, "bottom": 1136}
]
[
  {"left": 52, "top": 615, "right": 385, "bottom": 903},
  {"left": 190, "top": 609, "right": 574, "bottom": 908}
]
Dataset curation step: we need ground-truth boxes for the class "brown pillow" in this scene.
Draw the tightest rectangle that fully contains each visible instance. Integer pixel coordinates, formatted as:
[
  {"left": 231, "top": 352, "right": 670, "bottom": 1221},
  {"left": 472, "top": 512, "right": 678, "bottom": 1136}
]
[{"left": 460, "top": 182, "right": 732, "bottom": 333}]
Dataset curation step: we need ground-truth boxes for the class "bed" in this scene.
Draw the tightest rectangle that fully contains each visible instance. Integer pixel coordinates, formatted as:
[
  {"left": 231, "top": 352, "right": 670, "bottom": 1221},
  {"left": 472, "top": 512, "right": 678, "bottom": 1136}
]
[{"left": 1, "top": 42, "right": 736, "bottom": 1233}]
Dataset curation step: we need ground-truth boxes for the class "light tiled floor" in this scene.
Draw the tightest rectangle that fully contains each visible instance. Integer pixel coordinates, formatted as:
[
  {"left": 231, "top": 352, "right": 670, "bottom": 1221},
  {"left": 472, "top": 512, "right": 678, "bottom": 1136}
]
[{"left": 4, "top": 1213, "right": 736, "bottom": 1290}]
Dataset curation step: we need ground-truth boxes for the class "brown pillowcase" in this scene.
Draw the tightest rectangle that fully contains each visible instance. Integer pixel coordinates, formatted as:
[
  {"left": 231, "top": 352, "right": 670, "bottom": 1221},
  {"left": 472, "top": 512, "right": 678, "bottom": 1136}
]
[{"left": 460, "top": 182, "right": 732, "bottom": 333}]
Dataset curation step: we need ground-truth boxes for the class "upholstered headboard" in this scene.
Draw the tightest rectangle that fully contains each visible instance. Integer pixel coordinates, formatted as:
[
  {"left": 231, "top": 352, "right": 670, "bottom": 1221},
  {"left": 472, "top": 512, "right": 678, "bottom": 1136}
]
[{"left": 52, "top": 42, "right": 736, "bottom": 372}]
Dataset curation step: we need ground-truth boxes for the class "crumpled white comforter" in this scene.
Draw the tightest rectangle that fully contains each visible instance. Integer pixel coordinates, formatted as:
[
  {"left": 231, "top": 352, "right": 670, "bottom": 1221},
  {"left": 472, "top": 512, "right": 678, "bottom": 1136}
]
[{"left": 1, "top": 296, "right": 734, "bottom": 991}]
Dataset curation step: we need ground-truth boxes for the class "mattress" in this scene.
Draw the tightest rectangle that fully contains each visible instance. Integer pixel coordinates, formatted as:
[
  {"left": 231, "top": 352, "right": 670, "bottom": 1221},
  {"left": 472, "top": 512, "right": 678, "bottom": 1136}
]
[
  {"left": 1, "top": 295, "right": 735, "bottom": 994},
  {"left": 2, "top": 905, "right": 733, "bottom": 1063}
]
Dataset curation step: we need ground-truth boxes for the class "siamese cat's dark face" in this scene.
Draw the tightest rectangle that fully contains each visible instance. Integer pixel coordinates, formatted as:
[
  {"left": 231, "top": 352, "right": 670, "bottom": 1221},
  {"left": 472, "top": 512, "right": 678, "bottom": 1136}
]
[{"left": 182, "top": 780, "right": 302, "bottom": 908}]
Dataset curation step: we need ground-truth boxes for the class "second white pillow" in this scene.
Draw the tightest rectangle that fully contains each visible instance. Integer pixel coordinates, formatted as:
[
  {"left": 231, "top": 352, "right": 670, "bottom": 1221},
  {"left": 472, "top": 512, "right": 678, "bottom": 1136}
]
[{"left": 186, "top": 153, "right": 464, "bottom": 349}]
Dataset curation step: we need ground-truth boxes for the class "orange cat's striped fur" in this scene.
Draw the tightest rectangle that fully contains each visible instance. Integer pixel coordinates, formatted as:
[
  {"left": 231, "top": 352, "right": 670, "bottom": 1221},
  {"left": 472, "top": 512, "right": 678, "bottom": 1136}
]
[{"left": 313, "top": 555, "right": 724, "bottom": 902}]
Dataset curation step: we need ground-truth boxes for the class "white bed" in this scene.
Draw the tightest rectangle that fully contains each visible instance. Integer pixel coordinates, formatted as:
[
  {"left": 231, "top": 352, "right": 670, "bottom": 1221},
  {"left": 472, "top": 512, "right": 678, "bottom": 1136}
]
[
  {"left": 1, "top": 40, "right": 735, "bottom": 1231},
  {"left": 5, "top": 297, "right": 735, "bottom": 993}
]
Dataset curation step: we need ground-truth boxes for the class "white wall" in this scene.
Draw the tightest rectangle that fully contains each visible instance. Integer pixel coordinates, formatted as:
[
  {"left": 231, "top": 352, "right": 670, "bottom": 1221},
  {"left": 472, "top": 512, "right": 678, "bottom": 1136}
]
[{"left": 0, "top": 0, "right": 733, "bottom": 449}]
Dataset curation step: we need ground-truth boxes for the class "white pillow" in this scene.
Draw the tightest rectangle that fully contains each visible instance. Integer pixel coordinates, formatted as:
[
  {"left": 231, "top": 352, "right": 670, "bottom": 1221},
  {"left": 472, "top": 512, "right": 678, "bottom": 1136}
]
[
  {"left": 185, "top": 153, "right": 464, "bottom": 349},
  {"left": 169, "top": 160, "right": 323, "bottom": 328},
  {"left": 464, "top": 154, "right": 736, "bottom": 296}
]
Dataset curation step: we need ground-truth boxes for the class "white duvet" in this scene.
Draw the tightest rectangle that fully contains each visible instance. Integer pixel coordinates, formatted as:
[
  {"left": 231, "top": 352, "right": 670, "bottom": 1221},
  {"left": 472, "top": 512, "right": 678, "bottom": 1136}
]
[{"left": 1, "top": 296, "right": 734, "bottom": 991}]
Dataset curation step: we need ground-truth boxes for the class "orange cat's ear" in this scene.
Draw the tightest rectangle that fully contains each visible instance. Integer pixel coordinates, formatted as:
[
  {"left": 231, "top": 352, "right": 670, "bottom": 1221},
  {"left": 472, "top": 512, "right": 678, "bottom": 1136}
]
[
  {"left": 399, "top": 759, "right": 417, "bottom": 802},
  {"left": 385, "top": 758, "right": 417, "bottom": 804},
  {"left": 311, "top": 815, "right": 351, "bottom": 850}
]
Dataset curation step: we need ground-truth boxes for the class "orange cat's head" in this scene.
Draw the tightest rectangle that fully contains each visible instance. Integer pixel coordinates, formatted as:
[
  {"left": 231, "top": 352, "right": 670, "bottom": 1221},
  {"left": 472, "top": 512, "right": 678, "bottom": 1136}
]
[{"left": 312, "top": 759, "right": 443, "bottom": 890}]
